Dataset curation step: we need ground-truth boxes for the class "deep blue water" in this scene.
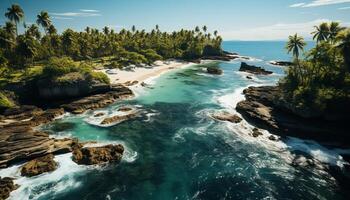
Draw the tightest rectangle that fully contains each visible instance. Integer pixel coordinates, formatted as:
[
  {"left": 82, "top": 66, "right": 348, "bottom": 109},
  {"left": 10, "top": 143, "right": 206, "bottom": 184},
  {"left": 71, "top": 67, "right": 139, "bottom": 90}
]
[{"left": 0, "top": 41, "right": 348, "bottom": 200}]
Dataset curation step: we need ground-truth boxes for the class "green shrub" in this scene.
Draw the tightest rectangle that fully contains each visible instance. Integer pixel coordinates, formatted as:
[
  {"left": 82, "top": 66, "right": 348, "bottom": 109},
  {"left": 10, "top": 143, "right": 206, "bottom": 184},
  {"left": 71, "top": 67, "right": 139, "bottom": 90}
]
[
  {"left": 42, "top": 57, "right": 79, "bottom": 78},
  {"left": 87, "top": 71, "right": 110, "bottom": 84},
  {"left": 0, "top": 92, "right": 14, "bottom": 109}
]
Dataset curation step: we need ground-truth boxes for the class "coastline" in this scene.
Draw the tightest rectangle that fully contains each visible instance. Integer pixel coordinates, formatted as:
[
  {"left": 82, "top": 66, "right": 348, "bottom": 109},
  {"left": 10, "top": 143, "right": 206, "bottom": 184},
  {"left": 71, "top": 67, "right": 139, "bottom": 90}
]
[{"left": 97, "top": 60, "right": 196, "bottom": 85}]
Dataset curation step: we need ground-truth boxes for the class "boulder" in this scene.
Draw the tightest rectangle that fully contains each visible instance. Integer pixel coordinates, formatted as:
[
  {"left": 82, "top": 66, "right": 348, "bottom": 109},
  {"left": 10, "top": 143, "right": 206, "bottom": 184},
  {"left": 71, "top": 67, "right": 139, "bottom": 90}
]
[
  {"left": 239, "top": 62, "right": 272, "bottom": 75},
  {"left": 268, "top": 135, "right": 277, "bottom": 141},
  {"left": 21, "top": 154, "right": 57, "bottom": 177},
  {"left": 124, "top": 81, "right": 138, "bottom": 86},
  {"left": 0, "top": 177, "right": 18, "bottom": 200},
  {"left": 212, "top": 112, "right": 242, "bottom": 123},
  {"left": 252, "top": 128, "right": 263, "bottom": 137},
  {"left": 246, "top": 76, "right": 253, "bottom": 80},
  {"left": 207, "top": 67, "right": 223, "bottom": 75},
  {"left": 94, "top": 112, "right": 105, "bottom": 117},
  {"left": 72, "top": 144, "right": 124, "bottom": 165}
]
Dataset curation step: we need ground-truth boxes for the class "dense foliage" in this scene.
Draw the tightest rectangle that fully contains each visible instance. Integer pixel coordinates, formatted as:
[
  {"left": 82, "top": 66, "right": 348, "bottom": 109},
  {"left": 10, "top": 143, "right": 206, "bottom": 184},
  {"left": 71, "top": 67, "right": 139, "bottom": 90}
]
[
  {"left": 281, "top": 22, "right": 350, "bottom": 119},
  {"left": 0, "top": 4, "right": 223, "bottom": 73}
]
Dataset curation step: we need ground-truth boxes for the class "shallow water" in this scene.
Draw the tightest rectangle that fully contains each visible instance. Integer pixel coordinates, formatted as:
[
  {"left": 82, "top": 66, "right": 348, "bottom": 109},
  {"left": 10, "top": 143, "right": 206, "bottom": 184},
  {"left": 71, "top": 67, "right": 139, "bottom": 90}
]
[{"left": 1, "top": 41, "right": 349, "bottom": 200}]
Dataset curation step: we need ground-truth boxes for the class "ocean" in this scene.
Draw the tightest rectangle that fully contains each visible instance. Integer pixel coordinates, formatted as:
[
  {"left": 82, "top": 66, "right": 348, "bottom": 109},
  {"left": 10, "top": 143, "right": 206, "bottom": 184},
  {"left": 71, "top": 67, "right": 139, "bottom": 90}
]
[{"left": 1, "top": 41, "right": 348, "bottom": 200}]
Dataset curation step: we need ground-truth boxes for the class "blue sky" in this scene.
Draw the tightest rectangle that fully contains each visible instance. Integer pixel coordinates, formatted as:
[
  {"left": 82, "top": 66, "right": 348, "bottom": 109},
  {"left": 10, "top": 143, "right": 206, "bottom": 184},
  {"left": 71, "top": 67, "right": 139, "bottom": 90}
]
[{"left": 1, "top": 0, "right": 350, "bottom": 40}]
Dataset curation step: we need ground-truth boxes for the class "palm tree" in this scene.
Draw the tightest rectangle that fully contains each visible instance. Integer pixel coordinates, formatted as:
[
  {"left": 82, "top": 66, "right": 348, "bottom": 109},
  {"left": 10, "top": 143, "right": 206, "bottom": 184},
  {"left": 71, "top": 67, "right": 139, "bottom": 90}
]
[
  {"left": 329, "top": 22, "right": 345, "bottom": 44},
  {"left": 202, "top": 25, "right": 207, "bottom": 33},
  {"left": 336, "top": 28, "right": 350, "bottom": 71},
  {"left": 26, "top": 24, "right": 41, "bottom": 40},
  {"left": 286, "top": 33, "right": 306, "bottom": 60},
  {"left": 286, "top": 33, "right": 307, "bottom": 83},
  {"left": 5, "top": 4, "right": 24, "bottom": 36},
  {"left": 36, "top": 11, "right": 51, "bottom": 34},
  {"left": 103, "top": 26, "right": 109, "bottom": 35},
  {"left": 131, "top": 25, "right": 136, "bottom": 33},
  {"left": 4, "top": 22, "right": 16, "bottom": 37},
  {"left": 312, "top": 22, "right": 330, "bottom": 43},
  {"left": 214, "top": 30, "right": 218, "bottom": 37},
  {"left": 195, "top": 26, "right": 200, "bottom": 33},
  {"left": 47, "top": 25, "right": 57, "bottom": 35},
  {"left": 85, "top": 26, "right": 91, "bottom": 34}
]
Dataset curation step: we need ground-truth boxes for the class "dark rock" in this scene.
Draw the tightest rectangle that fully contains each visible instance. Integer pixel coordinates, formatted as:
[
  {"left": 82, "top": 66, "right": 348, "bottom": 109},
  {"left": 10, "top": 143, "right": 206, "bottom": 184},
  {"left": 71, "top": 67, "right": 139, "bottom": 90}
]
[
  {"left": 117, "top": 107, "right": 133, "bottom": 112},
  {"left": 124, "top": 81, "right": 138, "bottom": 86},
  {"left": 141, "top": 82, "right": 147, "bottom": 87},
  {"left": 268, "top": 135, "right": 277, "bottom": 141},
  {"left": 246, "top": 76, "right": 253, "bottom": 80},
  {"left": 236, "top": 86, "right": 349, "bottom": 147},
  {"left": 72, "top": 144, "right": 124, "bottom": 165},
  {"left": 21, "top": 154, "right": 57, "bottom": 177},
  {"left": 0, "top": 177, "right": 18, "bottom": 200},
  {"left": 270, "top": 61, "right": 293, "bottom": 66},
  {"left": 239, "top": 62, "right": 273, "bottom": 75},
  {"left": 212, "top": 112, "right": 242, "bottom": 123},
  {"left": 93, "top": 113, "right": 105, "bottom": 117},
  {"left": 207, "top": 67, "right": 223, "bottom": 75},
  {"left": 252, "top": 128, "right": 263, "bottom": 137},
  {"left": 61, "top": 84, "right": 133, "bottom": 114}
]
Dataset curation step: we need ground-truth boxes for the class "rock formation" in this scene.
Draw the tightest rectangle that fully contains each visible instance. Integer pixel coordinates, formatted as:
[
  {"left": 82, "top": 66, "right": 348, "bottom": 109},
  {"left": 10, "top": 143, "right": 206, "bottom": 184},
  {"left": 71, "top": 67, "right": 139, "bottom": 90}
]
[
  {"left": 21, "top": 154, "right": 57, "bottom": 177},
  {"left": 212, "top": 112, "right": 242, "bottom": 123},
  {"left": 239, "top": 62, "right": 272, "bottom": 75},
  {"left": 0, "top": 177, "right": 18, "bottom": 200},
  {"left": 72, "top": 144, "right": 124, "bottom": 165}
]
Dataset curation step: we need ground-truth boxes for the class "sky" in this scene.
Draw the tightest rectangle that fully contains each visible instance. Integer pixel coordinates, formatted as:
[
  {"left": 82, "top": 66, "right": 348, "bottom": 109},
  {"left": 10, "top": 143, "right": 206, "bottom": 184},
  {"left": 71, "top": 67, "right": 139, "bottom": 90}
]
[{"left": 0, "top": 0, "right": 350, "bottom": 40}]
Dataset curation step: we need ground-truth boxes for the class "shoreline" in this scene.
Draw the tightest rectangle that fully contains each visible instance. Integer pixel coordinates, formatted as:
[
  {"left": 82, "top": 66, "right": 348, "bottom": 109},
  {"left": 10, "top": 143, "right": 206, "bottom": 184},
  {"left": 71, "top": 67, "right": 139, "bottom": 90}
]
[{"left": 97, "top": 60, "right": 197, "bottom": 85}]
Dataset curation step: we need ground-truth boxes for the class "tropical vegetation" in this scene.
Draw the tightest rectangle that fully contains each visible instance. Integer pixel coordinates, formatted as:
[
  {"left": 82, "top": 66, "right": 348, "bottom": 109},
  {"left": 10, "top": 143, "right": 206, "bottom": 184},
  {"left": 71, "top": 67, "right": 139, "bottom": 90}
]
[{"left": 281, "top": 22, "right": 350, "bottom": 118}]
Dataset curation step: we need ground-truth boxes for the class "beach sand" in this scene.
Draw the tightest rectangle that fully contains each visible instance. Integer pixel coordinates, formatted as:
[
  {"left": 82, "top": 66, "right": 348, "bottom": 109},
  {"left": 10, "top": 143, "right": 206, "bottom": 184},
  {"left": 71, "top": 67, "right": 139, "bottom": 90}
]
[{"left": 96, "top": 60, "right": 194, "bottom": 85}]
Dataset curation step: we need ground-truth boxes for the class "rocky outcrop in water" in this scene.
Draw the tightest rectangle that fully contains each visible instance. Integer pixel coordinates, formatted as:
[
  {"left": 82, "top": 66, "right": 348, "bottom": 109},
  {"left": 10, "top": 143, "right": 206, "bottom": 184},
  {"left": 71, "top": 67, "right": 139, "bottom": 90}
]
[
  {"left": 0, "top": 177, "right": 18, "bottom": 200},
  {"left": 207, "top": 67, "right": 223, "bottom": 75},
  {"left": 100, "top": 112, "right": 138, "bottom": 125},
  {"left": 239, "top": 62, "right": 272, "bottom": 75},
  {"left": 72, "top": 144, "right": 124, "bottom": 165},
  {"left": 269, "top": 61, "right": 293, "bottom": 66},
  {"left": 20, "top": 154, "right": 57, "bottom": 177},
  {"left": 61, "top": 84, "right": 133, "bottom": 114},
  {"left": 212, "top": 112, "right": 242, "bottom": 123},
  {"left": 236, "top": 86, "right": 349, "bottom": 147}
]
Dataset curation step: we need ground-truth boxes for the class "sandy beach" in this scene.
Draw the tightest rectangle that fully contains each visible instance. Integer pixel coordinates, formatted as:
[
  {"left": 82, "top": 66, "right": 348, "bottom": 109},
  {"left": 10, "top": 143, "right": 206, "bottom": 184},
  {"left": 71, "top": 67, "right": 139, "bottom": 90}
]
[{"left": 97, "top": 60, "right": 194, "bottom": 85}]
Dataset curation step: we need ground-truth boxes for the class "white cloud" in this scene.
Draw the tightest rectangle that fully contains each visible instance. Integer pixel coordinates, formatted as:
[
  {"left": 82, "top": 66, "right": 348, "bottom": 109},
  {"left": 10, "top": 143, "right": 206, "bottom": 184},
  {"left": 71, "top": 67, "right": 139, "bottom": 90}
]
[
  {"left": 52, "top": 12, "right": 101, "bottom": 17},
  {"left": 221, "top": 19, "right": 350, "bottom": 41},
  {"left": 338, "top": 6, "right": 350, "bottom": 8},
  {"left": 79, "top": 9, "right": 99, "bottom": 12},
  {"left": 290, "top": 0, "right": 350, "bottom": 7},
  {"left": 52, "top": 16, "right": 73, "bottom": 20},
  {"left": 290, "top": 3, "right": 306, "bottom": 7}
]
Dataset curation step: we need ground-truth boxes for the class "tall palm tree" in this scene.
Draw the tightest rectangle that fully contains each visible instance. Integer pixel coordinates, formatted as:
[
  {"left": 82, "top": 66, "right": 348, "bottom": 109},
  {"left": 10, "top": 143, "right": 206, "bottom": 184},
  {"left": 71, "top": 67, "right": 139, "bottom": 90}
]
[
  {"left": 85, "top": 26, "right": 91, "bottom": 34},
  {"left": 286, "top": 33, "right": 306, "bottom": 60},
  {"left": 336, "top": 28, "right": 350, "bottom": 71},
  {"left": 5, "top": 4, "right": 25, "bottom": 36},
  {"left": 131, "top": 25, "right": 136, "bottom": 33},
  {"left": 329, "top": 22, "right": 345, "bottom": 44},
  {"left": 214, "top": 30, "right": 218, "bottom": 37},
  {"left": 286, "top": 33, "right": 307, "bottom": 83},
  {"left": 36, "top": 11, "right": 51, "bottom": 34},
  {"left": 312, "top": 22, "right": 330, "bottom": 43},
  {"left": 195, "top": 26, "right": 200, "bottom": 33}
]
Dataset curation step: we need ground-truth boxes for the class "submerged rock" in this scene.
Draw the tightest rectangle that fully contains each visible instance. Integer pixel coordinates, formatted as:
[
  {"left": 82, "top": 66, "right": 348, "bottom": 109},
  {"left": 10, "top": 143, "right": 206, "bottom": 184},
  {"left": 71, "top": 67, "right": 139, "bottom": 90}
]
[
  {"left": 268, "top": 135, "right": 277, "bottom": 141},
  {"left": 239, "top": 62, "right": 272, "bottom": 75},
  {"left": 246, "top": 76, "right": 253, "bottom": 80},
  {"left": 269, "top": 61, "right": 293, "bottom": 66},
  {"left": 212, "top": 112, "right": 242, "bottom": 123},
  {"left": 93, "top": 112, "right": 105, "bottom": 117},
  {"left": 207, "top": 67, "right": 223, "bottom": 75},
  {"left": 72, "top": 144, "right": 124, "bottom": 165},
  {"left": 124, "top": 81, "right": 138, "bottom": 86},
  {"left": 21, "top": 154, "right": 57, "bottom": 177},
  {"left": 0, "top": 177, "right": 18, "bottom": 200}
]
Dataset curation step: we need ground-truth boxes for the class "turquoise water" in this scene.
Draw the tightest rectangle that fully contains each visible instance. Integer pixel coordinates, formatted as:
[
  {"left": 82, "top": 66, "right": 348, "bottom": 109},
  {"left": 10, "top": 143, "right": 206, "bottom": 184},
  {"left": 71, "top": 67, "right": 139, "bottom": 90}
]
[{"left": 2, "top": 41, "right": 349, "bottom": 200}]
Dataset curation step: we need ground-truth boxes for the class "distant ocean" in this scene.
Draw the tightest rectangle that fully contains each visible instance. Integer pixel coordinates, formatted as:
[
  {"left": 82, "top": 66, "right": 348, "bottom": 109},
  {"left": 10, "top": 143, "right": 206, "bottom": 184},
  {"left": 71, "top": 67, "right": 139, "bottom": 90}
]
[{"left": 1, "top": 41, "right": 348, "bottom": 200}]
